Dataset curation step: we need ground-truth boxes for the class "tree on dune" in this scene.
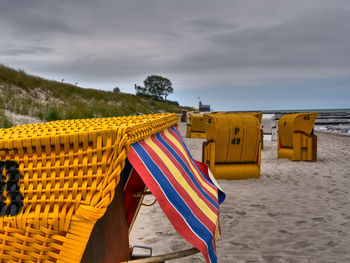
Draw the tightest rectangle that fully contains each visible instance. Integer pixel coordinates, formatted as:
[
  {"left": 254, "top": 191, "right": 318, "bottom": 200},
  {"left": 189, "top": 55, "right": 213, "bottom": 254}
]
[{"left": 135, "top": 75, "right": 173, "bottom": 101}]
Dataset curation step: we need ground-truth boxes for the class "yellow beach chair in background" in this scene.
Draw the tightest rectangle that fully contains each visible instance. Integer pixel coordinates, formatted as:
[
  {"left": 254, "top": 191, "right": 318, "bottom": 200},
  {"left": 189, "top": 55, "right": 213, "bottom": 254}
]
[
  {"left": 186, "top": 113, "right": 206, "bottom": 139},
  {"left": 277, "top": 112, "right": 318, "bottom": 161},
  {"left": 202, "top": 113, "right": 261, "bottom": 180}
]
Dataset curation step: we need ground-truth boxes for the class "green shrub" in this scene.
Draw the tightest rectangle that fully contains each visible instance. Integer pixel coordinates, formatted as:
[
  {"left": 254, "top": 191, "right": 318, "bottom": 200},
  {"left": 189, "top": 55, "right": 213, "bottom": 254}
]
[
  {"left": 0, "top": 110, "right": 13, "bottom": 128},
  {"left": 45, "top": 107, "right": 62, "bottom": 121}
]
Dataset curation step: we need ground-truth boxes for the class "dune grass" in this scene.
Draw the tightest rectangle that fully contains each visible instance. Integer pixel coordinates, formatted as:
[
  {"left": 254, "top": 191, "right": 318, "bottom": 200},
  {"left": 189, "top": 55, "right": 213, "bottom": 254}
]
[{"left": 0, "top": 65, "right": 192, "bottom": 128}]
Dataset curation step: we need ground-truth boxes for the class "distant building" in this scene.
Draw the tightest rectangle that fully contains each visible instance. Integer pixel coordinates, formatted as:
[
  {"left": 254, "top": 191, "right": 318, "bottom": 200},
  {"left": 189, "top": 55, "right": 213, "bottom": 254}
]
[{"left": 199, "top": 101, "right": 210, "bottom": 112}]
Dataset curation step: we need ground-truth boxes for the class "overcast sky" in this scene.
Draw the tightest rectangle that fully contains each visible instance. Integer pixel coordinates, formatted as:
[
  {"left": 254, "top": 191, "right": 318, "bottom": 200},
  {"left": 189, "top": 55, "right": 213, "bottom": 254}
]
[{"left": 1, "top": 0, "right": 350, "bottom": 110}]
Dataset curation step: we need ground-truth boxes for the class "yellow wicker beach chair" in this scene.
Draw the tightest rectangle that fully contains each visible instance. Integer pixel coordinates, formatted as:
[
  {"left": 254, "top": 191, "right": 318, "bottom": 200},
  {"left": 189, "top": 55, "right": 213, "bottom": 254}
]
[
  {"left": 202, "top": 113, "right": 261, "bottom": 180},
  {"left": 0, "top": 113, "right": 178, "bottom": 262},
  {"left": 277, "top": 112, "right": 318, "bottom": 161},
  {"left": 186, "top": 113, "right": 206, "bottom": 139}
]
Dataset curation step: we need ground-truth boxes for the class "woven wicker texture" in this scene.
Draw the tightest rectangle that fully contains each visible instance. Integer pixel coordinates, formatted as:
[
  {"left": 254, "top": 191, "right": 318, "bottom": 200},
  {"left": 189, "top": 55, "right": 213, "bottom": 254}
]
[{"left": 0, "top": 113, "right": 178, "bottom": 262}]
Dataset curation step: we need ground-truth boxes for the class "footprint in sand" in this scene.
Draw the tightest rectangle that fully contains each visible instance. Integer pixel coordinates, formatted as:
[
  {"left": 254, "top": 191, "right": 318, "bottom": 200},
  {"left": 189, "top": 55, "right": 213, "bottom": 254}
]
[
  {"left": 278, "top": 229, "right": 293, "bottom": 235},
  {"left": 332, "top": 229, "right": 347, "bottom": 237},
  {"left": 250, "top": 204, "right": 267, "bottom": 209},
  {"left": 229, "top": 241, "right": 252, "bottom": 251},
  {"left": 312, "top": 217, "right": 325, "bottom": 223},
  {"left": 341, "top": 213, "right": 350, "bottom": 220},
  {"left": 328, "top": 188, "right": 339, "bottom": 194},
  {"left": 267, "top": 212, "right": 280, "bottom": 217},
  {"left": 327, "top": 240, "right": 339, "bottom": 248},
  {"left": 262, "top": 255, "right": 288, "bottom": 263},
  {"left": 145, "top": 237, "right": 158, "bottom": 243},
  {"left": 293, "top": 240, "right": 312, "bottom": 249},
  {"left": 155, "top": 231, "right": 169, "bottom": 237},
  {"left": 341, "top": 222, "right": 350, "bottom": 227},
  {"left": 295, "top": 220, "right": 307, "bottom": 226},
  {"left": 234, "top": 211, "right": 247, "bottom": 216},
  {"left": 170, "top": 243, "right": 185, "bottom": 251}
]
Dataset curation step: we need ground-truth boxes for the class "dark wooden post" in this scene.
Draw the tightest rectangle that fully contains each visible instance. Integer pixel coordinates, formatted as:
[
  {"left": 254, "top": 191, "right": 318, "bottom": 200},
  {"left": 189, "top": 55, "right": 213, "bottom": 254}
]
[{"left": 82, "top": 182, "right": 131, "bottom": 262}]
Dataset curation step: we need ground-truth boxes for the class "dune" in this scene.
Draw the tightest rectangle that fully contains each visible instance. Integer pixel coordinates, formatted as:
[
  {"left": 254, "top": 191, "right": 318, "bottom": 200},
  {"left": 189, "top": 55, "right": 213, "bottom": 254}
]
[{"left": 129, "top": 120, "right": 350, "bottom": 262}]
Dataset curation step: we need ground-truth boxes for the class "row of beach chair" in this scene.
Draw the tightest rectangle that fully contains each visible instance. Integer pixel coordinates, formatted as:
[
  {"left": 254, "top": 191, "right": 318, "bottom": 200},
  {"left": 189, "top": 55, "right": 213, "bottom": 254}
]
[{"left": 185, "top": 111, "right": 318, "bottom": 180}]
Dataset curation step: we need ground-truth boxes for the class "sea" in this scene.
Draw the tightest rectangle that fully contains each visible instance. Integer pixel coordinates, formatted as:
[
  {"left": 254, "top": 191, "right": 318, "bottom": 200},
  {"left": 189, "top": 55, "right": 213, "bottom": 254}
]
[{"left": 267, "top": 108, "right": 350, "bottom": 136}]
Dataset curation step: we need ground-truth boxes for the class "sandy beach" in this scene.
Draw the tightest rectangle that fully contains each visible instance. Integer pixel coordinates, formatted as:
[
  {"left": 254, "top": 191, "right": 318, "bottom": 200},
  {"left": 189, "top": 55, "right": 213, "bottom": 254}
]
[{"left": 129, "top": 120, "right": 350, "bottom": 263}]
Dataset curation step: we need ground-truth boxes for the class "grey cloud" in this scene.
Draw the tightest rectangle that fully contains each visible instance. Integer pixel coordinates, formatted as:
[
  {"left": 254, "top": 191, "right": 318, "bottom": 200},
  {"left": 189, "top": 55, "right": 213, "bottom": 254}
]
[
  {"left": 186, "top": 17, "right": 238, "bottom": 33},
  {"left": 174, "top": 8, "right": 350, "bottom": 74},
  {"left": 0, "top": 46, "right": 52, "bottom": 56},
  {"left": 0, "top": 0, "right": 350, "bottom": 109},
  {"left": 0, "top": 1, "right": 78, "bottom": 37}
]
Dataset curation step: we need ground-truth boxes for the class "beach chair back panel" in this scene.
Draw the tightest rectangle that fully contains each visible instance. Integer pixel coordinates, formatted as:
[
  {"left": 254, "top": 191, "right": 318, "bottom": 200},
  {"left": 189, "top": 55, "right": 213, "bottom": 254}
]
[
  {"left": 189, "top": 113, "right": 205, "bottom": 132},
  {"left": 205, "top": 114, "right": 234, "bottom": 162},
  {"left": 278, "top": 114, "right": 295, "bottom": 147},
  {"left": 0, "top": 113, "right": 178, "bottom": 262},
  {"left": 240, "top": 117, "right": 261, "bottom": 162},
  {"left": 205, "top": 114, "right": 260, "bottom": 163}
]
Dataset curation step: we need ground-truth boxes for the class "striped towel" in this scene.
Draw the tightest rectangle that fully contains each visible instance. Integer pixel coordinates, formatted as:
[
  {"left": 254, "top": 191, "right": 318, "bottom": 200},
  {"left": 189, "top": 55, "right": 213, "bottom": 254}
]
[{"left": 128, "top": 126, "right": 224, "bottom": 263}]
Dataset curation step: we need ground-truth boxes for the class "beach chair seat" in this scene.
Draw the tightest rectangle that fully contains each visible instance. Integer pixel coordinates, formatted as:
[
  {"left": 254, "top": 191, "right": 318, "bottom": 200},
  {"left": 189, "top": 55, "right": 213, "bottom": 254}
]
[
  {"left": 277, "top": 113, "right": 318, "bottom": 161},
  {"left": 202, "top": 113, "right": 261, "bottom": 180}
]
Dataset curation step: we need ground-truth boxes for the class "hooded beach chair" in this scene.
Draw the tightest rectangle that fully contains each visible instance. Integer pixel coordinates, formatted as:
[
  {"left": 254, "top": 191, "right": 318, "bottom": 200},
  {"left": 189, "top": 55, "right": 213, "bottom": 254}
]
[
  {"left": 0, "top": 113, "right": 224, "bottom": 263},
  {"left": 186, "top": 113, "right": 206, "bottom": 139},
  {"left": 202, "top": 113, "right": 261, "bottom": 180},
  {"left": 278, "top": 112, "right": 318, "bottom": 161}
]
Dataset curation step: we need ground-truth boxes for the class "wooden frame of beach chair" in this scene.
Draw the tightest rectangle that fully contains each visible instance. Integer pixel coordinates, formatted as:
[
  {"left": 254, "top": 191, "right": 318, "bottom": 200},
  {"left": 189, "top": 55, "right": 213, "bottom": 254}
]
[
  {"left": 125, "top": 247, "right": 199, "bottom": 263},
  {"left": 84, "top": 186, "right": 199, "bottom": 263},
  {"left": 277, "top": 113, "right": 318, "bottom": 161}
]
